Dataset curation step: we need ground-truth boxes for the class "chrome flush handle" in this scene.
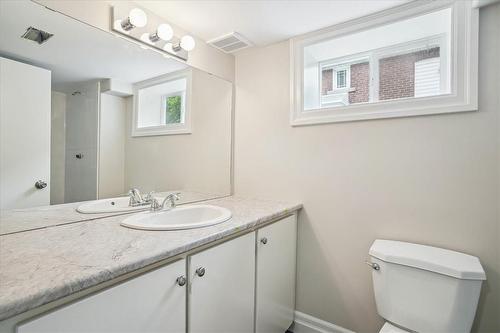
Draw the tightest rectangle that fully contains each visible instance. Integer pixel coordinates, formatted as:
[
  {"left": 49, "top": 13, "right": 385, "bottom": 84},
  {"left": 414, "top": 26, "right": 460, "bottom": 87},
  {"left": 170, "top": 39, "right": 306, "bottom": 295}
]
[{"left": 365, "top": 261, "right": 380, "bottom": 271}]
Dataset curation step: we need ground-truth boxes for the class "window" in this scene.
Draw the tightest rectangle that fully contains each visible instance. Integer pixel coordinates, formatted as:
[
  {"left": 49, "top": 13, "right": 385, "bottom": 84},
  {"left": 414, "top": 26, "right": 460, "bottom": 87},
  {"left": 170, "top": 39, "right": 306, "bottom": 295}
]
[
  {"left": 336, "top": 69, "right": 347, "bottom": 89},
  {"left": 162, "top": 93, "right": 183, "bottom": 124},
  {"left": 132, "top": 69, "right": 191, "bottom": 136},
  {"left": 291, "top": 1, "right": 478, "bottom": 126}
]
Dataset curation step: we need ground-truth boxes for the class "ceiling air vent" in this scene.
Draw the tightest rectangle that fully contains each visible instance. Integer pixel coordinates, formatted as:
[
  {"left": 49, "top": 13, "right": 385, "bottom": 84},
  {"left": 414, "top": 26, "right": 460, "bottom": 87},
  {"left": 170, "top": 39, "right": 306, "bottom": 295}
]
[
  {"left": 21, "top": 26, "right": 53, "bottom": 45},
  {"left": 207, "top": 32, "right": 252, "bottom": 53}
]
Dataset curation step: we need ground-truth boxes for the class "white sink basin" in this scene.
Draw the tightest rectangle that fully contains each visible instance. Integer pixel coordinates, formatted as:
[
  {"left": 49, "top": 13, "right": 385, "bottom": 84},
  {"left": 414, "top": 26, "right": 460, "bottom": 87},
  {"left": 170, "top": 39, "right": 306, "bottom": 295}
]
[
  {"left": 77, "top": 197, "right": 151, "bottom": 214},
  {"left": 120, "top": 204, "right": 232, "bottom": 231}
]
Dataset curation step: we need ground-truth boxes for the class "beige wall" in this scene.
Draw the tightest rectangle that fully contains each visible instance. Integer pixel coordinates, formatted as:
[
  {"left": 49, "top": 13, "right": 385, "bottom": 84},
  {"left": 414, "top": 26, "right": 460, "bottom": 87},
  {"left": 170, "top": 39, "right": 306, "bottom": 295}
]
[
  {"left": 98, "top": 93, "right": 126, "bottom": 199},
  {"left": 34, "top": 0, "right": 235, "bottom": 82},
  {"left": 234, "top": 4, "right": 499, "bottom": 333},
  {"left": 124, "top": 69, "right": 232, "bottom": 196}
]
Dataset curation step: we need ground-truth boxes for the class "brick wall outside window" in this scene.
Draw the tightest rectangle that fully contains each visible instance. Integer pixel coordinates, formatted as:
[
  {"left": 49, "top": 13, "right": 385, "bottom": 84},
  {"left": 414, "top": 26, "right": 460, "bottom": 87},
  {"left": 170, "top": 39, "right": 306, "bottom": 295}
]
[
  {"left": 321, "top": 69, "right": 333, "bottom": 95},
  {"left": 379, "top": 47, "right": 440, "bottom": 101},
  {"left": 349, "top": 62, "right": 370, "bottom": 104}
]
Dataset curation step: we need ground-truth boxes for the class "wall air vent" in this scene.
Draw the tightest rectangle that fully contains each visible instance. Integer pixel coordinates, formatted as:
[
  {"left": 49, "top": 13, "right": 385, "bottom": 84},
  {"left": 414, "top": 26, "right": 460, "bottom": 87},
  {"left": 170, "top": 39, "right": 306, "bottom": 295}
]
[
  {"left": 207, "top": 32, "right": 252, "bottom": 53},
  {"left": 21, "top": 27, "right": 53, "bottom": 45}
]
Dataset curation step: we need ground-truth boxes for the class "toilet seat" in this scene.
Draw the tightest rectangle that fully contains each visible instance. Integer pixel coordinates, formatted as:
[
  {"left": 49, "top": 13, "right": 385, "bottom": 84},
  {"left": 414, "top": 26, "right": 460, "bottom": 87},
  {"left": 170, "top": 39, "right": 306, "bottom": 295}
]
[{"left": 379, "top": 322, "right": 411, "bottom": 333}]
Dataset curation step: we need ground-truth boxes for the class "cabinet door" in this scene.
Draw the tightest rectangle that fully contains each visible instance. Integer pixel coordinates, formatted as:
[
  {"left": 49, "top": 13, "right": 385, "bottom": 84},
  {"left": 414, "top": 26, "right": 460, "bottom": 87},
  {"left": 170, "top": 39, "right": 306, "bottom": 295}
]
[
  {"left": 188, "top": 232, "right": 255, "bottom": 333},
  {"left": 18, "top": 259, "right": 187, "bottom": 333},
  {"left": 256, "top": 215, "right": 297, "bottom": 333}
]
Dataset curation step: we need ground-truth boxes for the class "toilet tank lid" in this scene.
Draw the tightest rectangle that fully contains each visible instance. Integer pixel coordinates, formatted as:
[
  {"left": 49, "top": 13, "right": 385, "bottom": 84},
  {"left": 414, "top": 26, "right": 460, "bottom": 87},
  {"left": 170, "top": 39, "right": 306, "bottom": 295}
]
[{"left": 369, "top": 240, "right": 486, "bottom": 280}]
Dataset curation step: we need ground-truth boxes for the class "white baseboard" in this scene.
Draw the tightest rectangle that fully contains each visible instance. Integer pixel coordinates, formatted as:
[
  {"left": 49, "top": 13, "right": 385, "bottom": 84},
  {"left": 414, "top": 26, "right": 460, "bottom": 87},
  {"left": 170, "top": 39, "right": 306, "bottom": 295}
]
[{"left": 291, "top": 311, "right": 356, "bottom": 333}]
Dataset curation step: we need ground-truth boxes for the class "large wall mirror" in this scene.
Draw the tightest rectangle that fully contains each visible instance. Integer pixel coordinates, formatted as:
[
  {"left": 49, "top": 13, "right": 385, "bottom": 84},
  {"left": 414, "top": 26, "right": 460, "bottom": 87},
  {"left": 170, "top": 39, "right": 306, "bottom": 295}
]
[{"left": 0, "top": 1, "right": 232, "bottom": 234}]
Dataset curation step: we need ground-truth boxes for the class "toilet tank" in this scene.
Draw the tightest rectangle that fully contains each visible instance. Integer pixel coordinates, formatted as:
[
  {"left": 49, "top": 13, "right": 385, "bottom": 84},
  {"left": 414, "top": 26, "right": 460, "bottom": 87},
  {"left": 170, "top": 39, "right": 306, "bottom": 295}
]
[{"left": 369, "top": 240, "right": 486, "bottom": 333}]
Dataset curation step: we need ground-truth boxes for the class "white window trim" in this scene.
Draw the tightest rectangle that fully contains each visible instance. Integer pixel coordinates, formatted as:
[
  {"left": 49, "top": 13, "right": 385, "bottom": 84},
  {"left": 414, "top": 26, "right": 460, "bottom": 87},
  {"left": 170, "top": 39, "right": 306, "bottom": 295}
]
[
  {"left": 132, "top": 69, "right": 192, "bottom": 137},
  {"left": 290, "top": 0, "right": 478, "bottom": 126}
]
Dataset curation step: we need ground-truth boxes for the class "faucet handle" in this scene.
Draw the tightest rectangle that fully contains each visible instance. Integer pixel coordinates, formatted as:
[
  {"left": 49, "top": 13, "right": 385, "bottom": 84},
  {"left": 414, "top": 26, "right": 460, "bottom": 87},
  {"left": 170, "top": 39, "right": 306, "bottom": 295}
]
[
  {"left": 143, "top": 191, "right": 155, "bottom": 202},
  {"left": 150, "top": 198, "right": 161, "bottom": 211}
]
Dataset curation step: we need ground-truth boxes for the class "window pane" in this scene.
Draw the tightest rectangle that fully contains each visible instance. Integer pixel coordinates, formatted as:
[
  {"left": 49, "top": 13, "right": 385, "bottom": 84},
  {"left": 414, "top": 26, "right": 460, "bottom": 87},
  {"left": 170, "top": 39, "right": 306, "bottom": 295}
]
[
  {"left": 379, "top": 47, "right": 440, "bottom": 101},
  {"left": 303, "top": 7, "right": 451, "bottom": 111},
  {"left": 136, "top": 77, "right": 187, "bottom": 128},
  {"left": 336, "top": 70, "right": 346, "bottom": 88},
  {"left": 165, "top": 95, "right": 182, "bottom": 124}
]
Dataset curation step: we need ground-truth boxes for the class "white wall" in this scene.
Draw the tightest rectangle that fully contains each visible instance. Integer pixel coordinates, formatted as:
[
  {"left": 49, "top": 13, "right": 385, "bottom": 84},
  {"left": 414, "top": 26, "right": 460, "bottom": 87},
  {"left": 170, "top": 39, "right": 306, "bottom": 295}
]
[
  {"left": 98, "top": 93, "right": 126, "bottom": 199},
  {"left": 234, "top": 4, "right": 500, "bottom": 333},
  {"left": 124, "top": 69, "right": 232, "bottom": 196},
  {"left": 33, "top": 0, "right": 235, "bottom": 83},
  {"left": 50, "top": 91, "right": 66, "bottom": 204}
]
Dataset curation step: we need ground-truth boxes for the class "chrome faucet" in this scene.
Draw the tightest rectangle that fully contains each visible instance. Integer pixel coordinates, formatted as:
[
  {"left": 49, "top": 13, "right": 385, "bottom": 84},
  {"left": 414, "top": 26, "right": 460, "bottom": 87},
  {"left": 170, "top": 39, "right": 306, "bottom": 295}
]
[
  {"left": 128, "top": 188, "right": 154, "bottom": 207},
  {"left": 150, "top": 192, "right": 180, "bottom": 212}
]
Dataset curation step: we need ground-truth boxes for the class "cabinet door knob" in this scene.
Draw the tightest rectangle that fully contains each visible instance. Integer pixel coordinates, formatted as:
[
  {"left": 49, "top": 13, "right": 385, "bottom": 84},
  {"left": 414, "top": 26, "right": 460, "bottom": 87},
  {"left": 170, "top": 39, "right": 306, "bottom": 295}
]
[
  {"left": 195, "top": 267, "right": 206, "bottom": 277},
  {"left": 34, "top": 180, "right": 47, "bottom": 189},
  {"left": 176, "top": 276, "right": 187, "bottom": 286},
  {"left": 260, "top": 237, "right": 268, "bottom": 245}
]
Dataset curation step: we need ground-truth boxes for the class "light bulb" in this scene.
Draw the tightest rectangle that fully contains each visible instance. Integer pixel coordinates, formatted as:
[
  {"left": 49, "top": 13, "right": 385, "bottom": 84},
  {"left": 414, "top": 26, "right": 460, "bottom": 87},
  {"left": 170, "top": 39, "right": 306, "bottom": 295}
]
[
  {"left": 180, "top": 35, "right": 195, "bottom": 51},
  {"left": 129, "top": 8, "right": 147, "bottom": 28},
  {"left": 163, "top": 43, "right": 174, "bottom": 53},
  {"left": 157, "top": 24, "right": 173, "bottom": 41}
]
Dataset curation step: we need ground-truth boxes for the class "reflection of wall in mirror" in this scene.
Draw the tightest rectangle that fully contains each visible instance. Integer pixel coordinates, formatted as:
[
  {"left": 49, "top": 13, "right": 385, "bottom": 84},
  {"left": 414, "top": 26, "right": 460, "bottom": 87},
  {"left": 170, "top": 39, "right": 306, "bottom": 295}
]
[
  {"left": 96, "top": 69, "right": 232, "bottom": 199},
  {"left": 50, "top": 91, "right": 66, "bottom": 205},
  {"left": 124, "top": 69, "right": 232, "bottom": 197}
]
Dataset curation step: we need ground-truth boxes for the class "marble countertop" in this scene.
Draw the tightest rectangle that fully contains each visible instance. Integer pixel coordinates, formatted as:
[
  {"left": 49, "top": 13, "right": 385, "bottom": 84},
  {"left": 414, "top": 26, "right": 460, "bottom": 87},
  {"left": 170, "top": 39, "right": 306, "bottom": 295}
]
[
  {"left": 0, "top": 190, "right": 226, "bottom": 235},
  {"left": 0, "top": 196, "right": 301, "bottom": 321}
]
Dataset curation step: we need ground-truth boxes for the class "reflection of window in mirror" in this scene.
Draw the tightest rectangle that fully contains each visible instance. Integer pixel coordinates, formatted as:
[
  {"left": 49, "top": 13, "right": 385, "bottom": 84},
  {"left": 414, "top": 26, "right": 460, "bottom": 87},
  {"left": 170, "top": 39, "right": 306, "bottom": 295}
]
[
  {"left": 133, "top": 69, "right": 191, "bottom": 136},
  {"left": 161, "top": 92, "right": 184, "bottom": 125}
]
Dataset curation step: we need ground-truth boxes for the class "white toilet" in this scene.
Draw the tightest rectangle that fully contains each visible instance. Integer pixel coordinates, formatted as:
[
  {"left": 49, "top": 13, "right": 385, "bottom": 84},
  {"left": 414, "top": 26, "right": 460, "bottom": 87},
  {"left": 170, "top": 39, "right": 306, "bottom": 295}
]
[{"left": 368, "top": 239, "right": 486, "bottom": 333}]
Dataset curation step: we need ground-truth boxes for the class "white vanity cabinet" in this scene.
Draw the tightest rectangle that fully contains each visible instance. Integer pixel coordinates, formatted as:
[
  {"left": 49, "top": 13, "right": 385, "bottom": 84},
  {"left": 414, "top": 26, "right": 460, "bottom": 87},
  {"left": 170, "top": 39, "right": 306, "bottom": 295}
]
[
  {"left": 17, "top": 259, "right": 187, "bottom": 333},
  {"left": 255, "top": 215, "right": 297, "bottom": 333},
  {"left": 188, "top": 232, "right": 256, "bottom": 333},
  {"left": 13, "top": 214, "right": 297, "bottom": 333}
]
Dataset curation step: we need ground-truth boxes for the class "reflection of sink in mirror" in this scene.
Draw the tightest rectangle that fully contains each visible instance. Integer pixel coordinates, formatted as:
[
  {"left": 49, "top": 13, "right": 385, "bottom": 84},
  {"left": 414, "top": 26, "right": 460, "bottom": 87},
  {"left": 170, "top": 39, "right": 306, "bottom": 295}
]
[
  {"left": 120, "top": 205, "right": 232, "bottom": 231},
  {"left": 77, "top": 197, "right": 154, "bottom": 214}
]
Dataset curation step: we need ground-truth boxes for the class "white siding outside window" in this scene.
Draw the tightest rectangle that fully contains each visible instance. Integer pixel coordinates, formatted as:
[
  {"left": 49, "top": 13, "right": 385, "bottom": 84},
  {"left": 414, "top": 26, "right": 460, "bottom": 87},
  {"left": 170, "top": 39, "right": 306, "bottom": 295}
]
[{"left": 414, "top": 57, "right": 441, "bottom": 98}]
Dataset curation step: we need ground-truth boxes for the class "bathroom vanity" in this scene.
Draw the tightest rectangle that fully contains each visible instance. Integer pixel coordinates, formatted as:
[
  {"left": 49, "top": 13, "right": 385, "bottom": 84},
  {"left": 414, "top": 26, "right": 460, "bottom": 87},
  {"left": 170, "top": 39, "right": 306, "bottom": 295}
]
[{"left": 0, "top": 197, "right": 301, "bottom": 333}]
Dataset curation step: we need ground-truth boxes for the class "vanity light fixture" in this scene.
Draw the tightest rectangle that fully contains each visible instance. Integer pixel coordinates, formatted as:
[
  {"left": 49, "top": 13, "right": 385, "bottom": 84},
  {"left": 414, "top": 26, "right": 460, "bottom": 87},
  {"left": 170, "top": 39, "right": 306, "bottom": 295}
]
[
  {"left": 111, "top": 4, "right": 193, "bottom": 61},
  {"left": 150, "top": 23, "right": 173, "bottom": 42},
  {"left": 173, "top": 35, "right": 196, "bottom": 52},
  {"left": 120, "top": 8, "right": 147, "bottom": 31},
  {"left": 140, "top": 33, "right": 155, "bottom": 45}
]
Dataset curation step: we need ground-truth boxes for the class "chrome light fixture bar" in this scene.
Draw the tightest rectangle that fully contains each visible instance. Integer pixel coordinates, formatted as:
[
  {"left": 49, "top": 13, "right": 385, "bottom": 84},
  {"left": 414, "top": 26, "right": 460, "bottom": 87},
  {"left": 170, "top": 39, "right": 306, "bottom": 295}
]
[{"left": 111, "top": 4, "right": 194, "bottom": 61}]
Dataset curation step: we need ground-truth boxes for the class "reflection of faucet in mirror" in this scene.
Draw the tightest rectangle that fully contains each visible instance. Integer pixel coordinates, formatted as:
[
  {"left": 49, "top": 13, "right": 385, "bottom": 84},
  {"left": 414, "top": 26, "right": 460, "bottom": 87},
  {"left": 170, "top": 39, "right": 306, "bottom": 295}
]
[
  {"left": 150, "top": 192, "right": 180, "bottom": 212},
  {"left": 127, "top": 188, "right": 154, "bottom": 207}
]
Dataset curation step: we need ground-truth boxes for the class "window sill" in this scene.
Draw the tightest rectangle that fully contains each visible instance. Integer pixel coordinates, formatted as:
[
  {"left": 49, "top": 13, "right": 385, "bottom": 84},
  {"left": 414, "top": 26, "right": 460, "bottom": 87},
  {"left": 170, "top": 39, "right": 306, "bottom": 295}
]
[
  {"left": 132, "top": 125, "right": 192, "bottom": 137},
  {"left": 293, "top": 94, "right": 478, "bottom": 127}
]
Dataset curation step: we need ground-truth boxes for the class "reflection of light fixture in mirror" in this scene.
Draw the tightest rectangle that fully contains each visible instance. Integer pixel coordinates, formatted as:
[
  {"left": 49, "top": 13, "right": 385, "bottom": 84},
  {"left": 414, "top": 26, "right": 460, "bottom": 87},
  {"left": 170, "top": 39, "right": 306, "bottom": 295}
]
[
  {"left": 113, "top": 20, "right": 130, "bottom": 35},
  {"left": 121, "top": 8, "right": 147, "bottom": 31},
  {"left": 163, "top": 42, "right": 174, "bottom": 53},
  {"left": 148, "top": 23, "right": 173, "bottom": 43},
  {"left": 173, "top": 35, "right": 196, "bottom": 52},
  {"left": 140, "top": 33, "right": 155, "bottom": 46}
]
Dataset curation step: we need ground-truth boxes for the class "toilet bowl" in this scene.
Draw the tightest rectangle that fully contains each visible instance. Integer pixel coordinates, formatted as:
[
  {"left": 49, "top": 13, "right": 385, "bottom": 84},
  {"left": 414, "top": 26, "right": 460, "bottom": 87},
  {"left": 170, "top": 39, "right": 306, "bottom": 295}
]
[{"left": 368, "top": 239, "right": 486, "bottom": 333}]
